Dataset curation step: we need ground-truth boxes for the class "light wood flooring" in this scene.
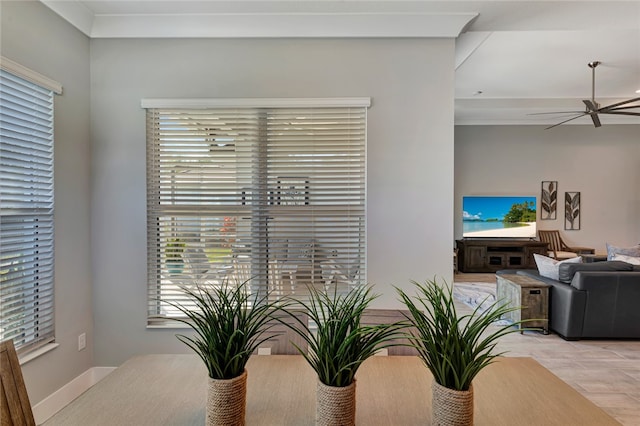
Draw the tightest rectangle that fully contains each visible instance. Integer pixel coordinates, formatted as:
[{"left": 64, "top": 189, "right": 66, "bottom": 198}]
[{"left": 454, "top": 272, "right": 640, "bottom": 425}]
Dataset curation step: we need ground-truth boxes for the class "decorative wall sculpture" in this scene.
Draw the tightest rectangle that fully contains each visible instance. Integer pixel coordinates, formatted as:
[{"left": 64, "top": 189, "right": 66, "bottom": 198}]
[
  {"left": 541, "top": 181, "right": 557, "bottom": 220},
  {"left": 564, "top": 192, "right": 581, "bottom": 230}
]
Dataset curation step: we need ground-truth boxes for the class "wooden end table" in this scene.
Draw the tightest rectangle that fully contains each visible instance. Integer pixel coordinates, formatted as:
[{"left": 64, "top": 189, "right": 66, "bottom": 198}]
[{"left": 496, "top": 274, "right": 550, "bottom": 334}]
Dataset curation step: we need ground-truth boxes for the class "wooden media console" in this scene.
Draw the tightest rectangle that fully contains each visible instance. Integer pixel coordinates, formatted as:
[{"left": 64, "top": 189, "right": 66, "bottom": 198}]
[{"left": 456, "top": 239, "right": 547, "bottom": 273}]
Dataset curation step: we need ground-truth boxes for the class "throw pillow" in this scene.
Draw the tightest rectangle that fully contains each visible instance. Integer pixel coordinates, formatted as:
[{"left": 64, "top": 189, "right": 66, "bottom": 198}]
[
  {"left": 606, "top": 243, "right": 640, "bottom": 261},
  {"left": 557, "top": 260, "right": 634, "bottom": 283},
  {"left": 533, "top": 253, "right": 582, "bottom": 281},
  {"left": 611, "top": 253, "right": 640, "bottom": 266}
]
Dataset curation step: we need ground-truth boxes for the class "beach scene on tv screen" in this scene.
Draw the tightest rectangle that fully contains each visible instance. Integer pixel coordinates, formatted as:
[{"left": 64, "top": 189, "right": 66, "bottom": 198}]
[{"left": 463, "top": 196, "right": 537, "bottom": 238}]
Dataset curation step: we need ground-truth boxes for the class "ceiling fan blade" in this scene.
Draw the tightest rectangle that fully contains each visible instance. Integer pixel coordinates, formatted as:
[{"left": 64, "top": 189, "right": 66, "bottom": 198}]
[
  {"left": 583, "top": 99, "right": 599, "bottom": 112},
  {"left": 545, "top": 113, "right": 587, "bottom": 130},
  {"left": 588, "top": 112, "right": 601, "bottom": 127},
  {"left": 528, "top": 111, "right": 586, "bottom": 116},
  {"left": 601, "top": 105, "right": 640, "bottom": 113},
  {"left": 600, "top": 111, "right": 640, "bottom": 117},
  {"left": 600, "top": 97, "right": 640, "bottom": 110}
]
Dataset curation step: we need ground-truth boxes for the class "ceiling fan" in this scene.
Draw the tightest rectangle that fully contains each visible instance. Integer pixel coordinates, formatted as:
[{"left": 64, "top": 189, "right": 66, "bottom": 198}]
[{"left": 538, "top": 61, "right": 640, "bottom": 129}]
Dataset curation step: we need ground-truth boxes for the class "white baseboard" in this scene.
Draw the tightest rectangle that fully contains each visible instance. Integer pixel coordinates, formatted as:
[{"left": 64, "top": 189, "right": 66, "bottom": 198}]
[{"left": 33, "top": 366, "right": 115, "bottom": 425}]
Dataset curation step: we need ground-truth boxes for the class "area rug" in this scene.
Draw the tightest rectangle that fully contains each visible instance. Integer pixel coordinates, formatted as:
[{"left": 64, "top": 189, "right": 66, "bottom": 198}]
[{"left": 453, "top": 282, "right": 511, "bottom": 325}]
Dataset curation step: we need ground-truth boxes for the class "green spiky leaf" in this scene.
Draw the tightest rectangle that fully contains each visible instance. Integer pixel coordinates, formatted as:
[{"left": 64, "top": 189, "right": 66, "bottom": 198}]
[
  {"left": 397, "top": 278, "right": 528, "bottom": 391},
  {"left": 278, "top": 285, "right": 406, "bottom": 387},
  {"left": 166, "top": 280, "right": 281, "bottom": 380}
]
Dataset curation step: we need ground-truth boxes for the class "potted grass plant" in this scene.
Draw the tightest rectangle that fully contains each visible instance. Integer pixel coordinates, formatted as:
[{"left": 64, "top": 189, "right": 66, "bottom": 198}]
[
  {"left": 279, "top": 284, "right": 406, "bottom": 426},
  {"left": 168, "top": 281, "right": 280, "bottom": 426},
  {"left": 397, "top": 278, "right": 524, "bottom": 426}
]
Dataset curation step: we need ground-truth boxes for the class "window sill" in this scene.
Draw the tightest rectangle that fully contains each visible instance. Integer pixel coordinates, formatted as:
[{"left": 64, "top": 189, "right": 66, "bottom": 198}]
[
  {"left": 147, "top": 322, "right": 191, "bottom": 330},
  {"left": 19, "top": 343, "right": 59, "bottom": 366}
]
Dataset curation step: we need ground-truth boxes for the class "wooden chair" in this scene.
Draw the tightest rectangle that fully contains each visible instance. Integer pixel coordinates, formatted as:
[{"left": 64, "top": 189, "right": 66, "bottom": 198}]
[
  {"left": 1, "top": 339, "right": 36, "bottom": 426},
  {"left": 320, "top": 258, "right": 361, "bottom": 295},
  {"left": 538, "top": 230, "right": 593, "bottom": 260}
]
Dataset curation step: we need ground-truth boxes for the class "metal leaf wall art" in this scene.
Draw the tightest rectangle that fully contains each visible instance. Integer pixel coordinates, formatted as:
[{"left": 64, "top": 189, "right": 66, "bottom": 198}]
[
  {"left": 541, "top": 181, "right": 557, "bottom": 220},
  {"left": 564, "top": 192, "right": 581, "bottom": 230}
]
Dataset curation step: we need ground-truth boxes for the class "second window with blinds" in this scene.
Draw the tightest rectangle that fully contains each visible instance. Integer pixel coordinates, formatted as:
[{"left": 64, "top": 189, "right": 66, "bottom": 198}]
[{"left": 145, "top": 99, "right": 369, "bottom": 323}]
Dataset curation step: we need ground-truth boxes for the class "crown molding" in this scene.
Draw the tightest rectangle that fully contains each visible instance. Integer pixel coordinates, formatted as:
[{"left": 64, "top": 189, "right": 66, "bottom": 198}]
[
  {"left": 455, "top": 98, "right": 640, "bottom": 126},
  {"left": 39, "top": 1, "right": 477, "bottom": 39},
  {"left": 90, "top": 12, "right": 478, "bottom": 38}
]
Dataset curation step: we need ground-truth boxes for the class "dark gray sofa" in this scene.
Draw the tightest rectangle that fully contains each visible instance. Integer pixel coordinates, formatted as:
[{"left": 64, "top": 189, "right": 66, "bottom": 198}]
[{"left": 510, "top": 261, "right": 640, "bottom": 340}]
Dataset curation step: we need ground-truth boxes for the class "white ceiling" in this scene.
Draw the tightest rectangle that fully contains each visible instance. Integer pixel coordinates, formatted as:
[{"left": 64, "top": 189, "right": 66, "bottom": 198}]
[{"left": 41, "top": 0, "right": 640, "bottom": 127}]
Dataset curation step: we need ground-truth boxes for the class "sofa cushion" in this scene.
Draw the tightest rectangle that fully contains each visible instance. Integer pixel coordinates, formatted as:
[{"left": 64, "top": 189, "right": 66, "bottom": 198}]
[
  {"left": 611, "top": 253, "right": 640, "bottom": 266},
  {"left": 533, "top": 253, "right": 582, "bottom": 281},
  {"left": 606, "top": 243, "right": 640, "bottom": 260},
  {"left": 558, "top": 260, "right": 634, "bottom": 283}
]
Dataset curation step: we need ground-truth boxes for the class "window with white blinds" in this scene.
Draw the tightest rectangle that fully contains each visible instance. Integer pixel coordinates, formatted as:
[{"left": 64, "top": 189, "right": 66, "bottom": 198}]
[
  {"left": 0, "top": 67, "right": 56, "bottom": 355},
  {"left": 145, "top": 99, "right": 368, "bottom": 323}
]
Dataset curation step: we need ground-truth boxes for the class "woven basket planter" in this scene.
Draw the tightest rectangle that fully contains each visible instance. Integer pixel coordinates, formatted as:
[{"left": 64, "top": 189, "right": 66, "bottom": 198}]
[
  {"left": 431, "top": 381, "right": 474, "bottom": 426},
  {"left": 206, "top": 370, "right": 247, "bottom": 426},
  {"left": 316, "top": 379, "right": 357, "bottom": 426}
]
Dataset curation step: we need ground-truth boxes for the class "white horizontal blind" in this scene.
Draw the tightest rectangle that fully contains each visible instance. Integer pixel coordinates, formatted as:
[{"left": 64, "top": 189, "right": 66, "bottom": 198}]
[
  {"left": 146, "top": 103, "right": 366, "bottom": 323},
  {"left": 0, "top": 69, "right": 55, "bottom": 355}
]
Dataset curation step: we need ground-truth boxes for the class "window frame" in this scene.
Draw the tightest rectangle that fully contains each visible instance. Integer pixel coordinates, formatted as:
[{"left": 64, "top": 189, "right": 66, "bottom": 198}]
[
  {"left": 0, "top": 57, "right": 61, "bottom": 356},
  {"left": 144, "top": 98, "right": 369, "bottom": 325}
]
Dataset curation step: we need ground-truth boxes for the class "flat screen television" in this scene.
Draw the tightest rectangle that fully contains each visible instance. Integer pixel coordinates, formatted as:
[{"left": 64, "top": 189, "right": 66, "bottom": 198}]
[{"left": 462, "top": 196, "right": 537, "bottom": 239}]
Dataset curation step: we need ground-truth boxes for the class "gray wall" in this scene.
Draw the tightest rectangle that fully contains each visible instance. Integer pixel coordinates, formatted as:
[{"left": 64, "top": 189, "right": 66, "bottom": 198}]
[
  {"left": 90, "top": 38, "right": 455, "bottom": 365},
  {"left": 455, "top": 125, "right": 640, "bottom": 251},
  {"left": 1, "top": 1, "right": 93, "bottom": 404},
  {"left": 5, "top": 2, "right": 639, "bottom": 403}
]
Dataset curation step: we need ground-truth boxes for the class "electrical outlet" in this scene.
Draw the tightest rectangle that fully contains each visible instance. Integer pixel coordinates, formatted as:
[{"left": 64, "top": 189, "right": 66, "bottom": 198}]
[
  {"left": 257, "top": 347, "right": 271, "bottom": 356},
  {"left": 78, "top": 333, "right": 86, "bottom": 351}
]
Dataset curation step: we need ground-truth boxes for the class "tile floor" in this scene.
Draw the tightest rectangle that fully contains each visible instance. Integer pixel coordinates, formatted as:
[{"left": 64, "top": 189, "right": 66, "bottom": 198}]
[{"left": 454, "top": 273, "right": 640, "bottom": 425}]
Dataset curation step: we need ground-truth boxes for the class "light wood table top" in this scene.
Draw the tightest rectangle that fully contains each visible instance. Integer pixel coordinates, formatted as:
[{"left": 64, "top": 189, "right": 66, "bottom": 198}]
[{"left": 44, "top": 355, "right": 619, "bottom": 426}]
